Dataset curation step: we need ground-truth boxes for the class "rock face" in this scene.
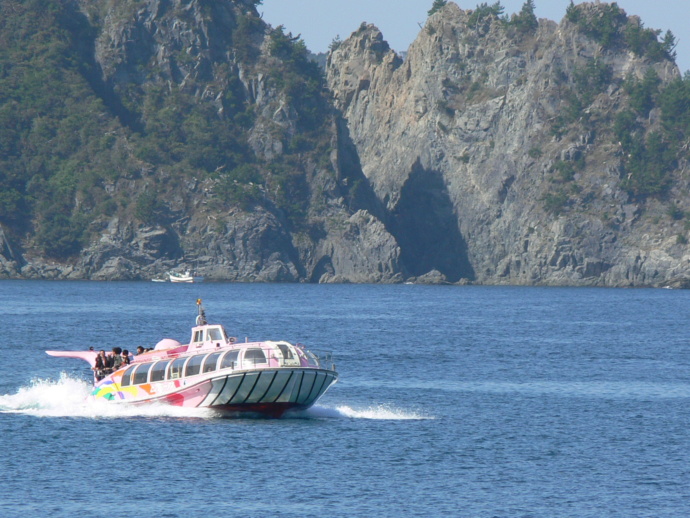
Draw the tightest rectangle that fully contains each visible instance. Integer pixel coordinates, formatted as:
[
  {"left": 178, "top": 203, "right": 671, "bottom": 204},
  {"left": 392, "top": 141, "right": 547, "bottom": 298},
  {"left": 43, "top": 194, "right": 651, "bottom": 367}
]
[
  {"left": 327, "top": 3, "right": 690, "bottom": 286},
  {"left": 0, "top": 225, "right": 20, "bottom": 278},
  {"left": 3, "top": 1, "right": 690, "bottom": 287},
  {"left": 0, "top": 0, "right": 402, "bottom": 283}
]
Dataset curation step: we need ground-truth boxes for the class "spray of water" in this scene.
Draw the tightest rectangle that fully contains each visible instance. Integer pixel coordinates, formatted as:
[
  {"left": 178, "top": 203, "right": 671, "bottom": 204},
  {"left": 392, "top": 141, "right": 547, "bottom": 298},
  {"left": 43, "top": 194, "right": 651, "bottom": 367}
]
[
  {"left": 0, "top": 374, "right": 431, "bottom": 420},
  {"left": 0, "top": 373, "right": 216, "bottom": 419}
]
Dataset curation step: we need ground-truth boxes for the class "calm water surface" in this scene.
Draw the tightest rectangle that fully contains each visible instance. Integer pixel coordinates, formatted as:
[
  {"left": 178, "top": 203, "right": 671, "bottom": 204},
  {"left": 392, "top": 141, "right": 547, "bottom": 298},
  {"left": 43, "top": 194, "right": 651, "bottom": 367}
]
[{"left": 1, "top": 281, "right": 689, "bottom": 517}]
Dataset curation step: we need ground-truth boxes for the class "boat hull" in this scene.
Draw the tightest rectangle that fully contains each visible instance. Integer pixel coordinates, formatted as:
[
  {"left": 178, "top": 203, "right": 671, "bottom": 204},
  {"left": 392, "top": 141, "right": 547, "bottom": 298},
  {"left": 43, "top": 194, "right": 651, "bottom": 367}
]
[
  {"left": 169, "top": 273, "right": 204, "bottom": 283},
  {"left": 93, "top": 367, "right": 338, "bottom": 417}
]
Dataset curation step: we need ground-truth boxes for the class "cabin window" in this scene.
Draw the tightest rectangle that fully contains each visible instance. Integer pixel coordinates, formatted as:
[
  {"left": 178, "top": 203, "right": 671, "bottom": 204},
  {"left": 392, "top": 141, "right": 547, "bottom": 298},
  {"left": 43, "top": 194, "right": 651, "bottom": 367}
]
[
  {"left": 277, "top": 343, "right": 294, "bottom": 360},
  {"left": 168, "top": 357, "right": 187, "bottom": 379},
  {"left": 202, "top": 353, "right": 222, "bottom": 373},
  {"left": 133, "top": 363, "right": 153, "bottom": 385},
  {"left": 150, "top": 361, "right": 170, "bottom": 382},
  {"left": 193, "top": 330, "right": 203, "bottom": 343},
  {"left": 185, "top": 355, "right": 205, "bottom": 377},
  {"left": 244, "top": 348, "right": 267, "bottom": 365},
  {"left": 121, "top": 365, "right": 137, "bottom": 387},
  {"left": 220, "top": 350, "right": 239, "bottom": 369},
  {"left": 208, "top": 328, "right": 224, "bottom": 341}
]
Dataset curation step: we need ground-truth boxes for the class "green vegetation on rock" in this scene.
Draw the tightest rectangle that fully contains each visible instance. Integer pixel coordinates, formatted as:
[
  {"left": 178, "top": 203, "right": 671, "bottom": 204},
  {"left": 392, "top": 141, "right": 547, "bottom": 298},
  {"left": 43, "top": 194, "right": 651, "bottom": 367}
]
[
  {"left": 566, "top": 1, "right": 676, "bottom": 61},
  {"left": 428, "top": 0, "right": 448, "bottom": 18},
  {"left": 613, "top": 71, "right": 690, "bottom": 198},
  {"left": 0, "top": 0, "right": 334, "bottom": 259}
]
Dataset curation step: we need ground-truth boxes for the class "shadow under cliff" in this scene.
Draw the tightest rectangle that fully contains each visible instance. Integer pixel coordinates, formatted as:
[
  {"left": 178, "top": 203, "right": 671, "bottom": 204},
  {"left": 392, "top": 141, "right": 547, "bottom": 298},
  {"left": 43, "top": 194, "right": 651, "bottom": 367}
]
[
  {"left": 389, "top": 160, "right": 474, "bottom": 282},
  {"left": 334, "top": 119, "right": 473, "bottom": 282},
  {"left": 334, "top": 117, "right": 387, "bottom": 221}
]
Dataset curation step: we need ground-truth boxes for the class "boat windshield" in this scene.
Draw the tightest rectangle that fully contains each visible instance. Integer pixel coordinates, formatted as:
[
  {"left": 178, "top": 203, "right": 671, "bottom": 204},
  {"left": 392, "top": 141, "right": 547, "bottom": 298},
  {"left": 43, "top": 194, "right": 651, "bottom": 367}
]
[{"left": 208, "top": 327, "right": 225, "bottom": 341}]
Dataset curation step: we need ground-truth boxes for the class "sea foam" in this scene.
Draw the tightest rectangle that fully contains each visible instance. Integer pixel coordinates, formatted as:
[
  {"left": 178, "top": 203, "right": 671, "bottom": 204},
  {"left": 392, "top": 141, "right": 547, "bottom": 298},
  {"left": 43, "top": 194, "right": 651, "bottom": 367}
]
[
  {"left": 1, "top": 374, "right": 430, "bottom": 420},
  {"left": 0, "top": 373, "right": 215, "bottom": 419},
  {"left": 301, "top": 403, "right": 434, "bottom": 420}
]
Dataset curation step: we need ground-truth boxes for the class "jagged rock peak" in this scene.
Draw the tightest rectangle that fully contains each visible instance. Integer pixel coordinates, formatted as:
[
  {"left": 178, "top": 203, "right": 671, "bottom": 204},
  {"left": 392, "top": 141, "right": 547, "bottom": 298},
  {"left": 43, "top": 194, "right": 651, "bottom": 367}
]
[
  {"left": 327, "top": 23, "right": 402, "bottom": 115},
  {"left": 327, "top": 23, "right": 402, "bottom": 75},
  {"left": 326, "top": 1, "right": 690, "bottom": 287}
]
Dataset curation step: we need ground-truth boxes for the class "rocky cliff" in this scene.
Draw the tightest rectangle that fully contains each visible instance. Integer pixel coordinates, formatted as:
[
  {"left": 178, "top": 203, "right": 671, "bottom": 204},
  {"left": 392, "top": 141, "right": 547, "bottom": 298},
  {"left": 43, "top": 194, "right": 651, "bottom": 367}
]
[
  {"left": 327, "top": 2, "right": 690, "bottom": 286},
  {"left": 0, "top": 0, "right": 401, "bottom": 283},
  {"left": 2, "top": 1, "right": 690, "bottom": 287}
]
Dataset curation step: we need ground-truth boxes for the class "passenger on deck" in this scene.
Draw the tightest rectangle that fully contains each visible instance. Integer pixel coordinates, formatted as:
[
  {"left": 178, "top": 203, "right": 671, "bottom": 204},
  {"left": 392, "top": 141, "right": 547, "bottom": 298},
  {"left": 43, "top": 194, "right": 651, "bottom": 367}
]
[
  {"left": 93, "top": 350, "right": 107, "bottom": 381},
  {"left": 121, "top": 349, "right": 131, "bottom": 366},
  {"left": 110, "top": 347, "right": 123, "bottom": 371},
  {"left": 136, "top": 346, "right": 144, "bottom": 355}
]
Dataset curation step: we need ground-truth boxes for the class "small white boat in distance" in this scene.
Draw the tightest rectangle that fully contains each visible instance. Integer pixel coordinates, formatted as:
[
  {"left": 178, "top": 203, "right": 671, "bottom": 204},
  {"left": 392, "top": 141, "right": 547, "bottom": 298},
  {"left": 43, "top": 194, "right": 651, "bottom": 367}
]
[{"left": 169, "top": 271, "right": 204, "bottom": 283}]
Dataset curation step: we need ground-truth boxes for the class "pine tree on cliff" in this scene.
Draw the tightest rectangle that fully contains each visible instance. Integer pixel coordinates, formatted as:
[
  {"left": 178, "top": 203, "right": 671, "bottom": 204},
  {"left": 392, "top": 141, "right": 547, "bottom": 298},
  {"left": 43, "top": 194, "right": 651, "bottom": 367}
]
[
  {"left": 510, "top": 0, "right": 538, "bottom": 34},
  {"left": 428, "top": 0, "right": 447, "bottom": 17}
]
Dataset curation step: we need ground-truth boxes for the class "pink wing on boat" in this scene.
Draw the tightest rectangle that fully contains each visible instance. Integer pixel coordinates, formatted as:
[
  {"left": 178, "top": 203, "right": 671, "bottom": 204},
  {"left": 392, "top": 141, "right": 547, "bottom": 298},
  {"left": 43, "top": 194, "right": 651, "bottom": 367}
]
[{"left": 46, "top": 350, "right": 99, "bottom": 368}]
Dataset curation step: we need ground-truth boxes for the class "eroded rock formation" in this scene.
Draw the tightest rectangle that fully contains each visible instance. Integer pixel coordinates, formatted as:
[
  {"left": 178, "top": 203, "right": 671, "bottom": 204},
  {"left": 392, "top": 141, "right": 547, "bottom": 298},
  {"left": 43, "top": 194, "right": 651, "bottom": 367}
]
[
  {"left": 327, "top": 3, "right": 690, "bottom": 286},
  {"left": 2, "top": 1, "right": 690, "bottom": 287}
]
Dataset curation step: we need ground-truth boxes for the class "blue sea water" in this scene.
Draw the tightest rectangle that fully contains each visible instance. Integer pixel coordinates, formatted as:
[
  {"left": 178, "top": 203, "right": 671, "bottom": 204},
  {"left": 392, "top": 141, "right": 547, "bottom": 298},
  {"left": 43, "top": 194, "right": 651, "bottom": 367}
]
[{"left": 1, "top": 281, "right": 689, "bottom": 517}]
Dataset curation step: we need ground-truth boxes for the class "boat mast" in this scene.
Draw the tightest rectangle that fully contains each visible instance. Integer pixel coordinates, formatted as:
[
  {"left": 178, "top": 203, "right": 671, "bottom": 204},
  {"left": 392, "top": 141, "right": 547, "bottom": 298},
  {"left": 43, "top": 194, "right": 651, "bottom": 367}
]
[{"left": 196, "top": 299, "right": 207, "bottom": 326}]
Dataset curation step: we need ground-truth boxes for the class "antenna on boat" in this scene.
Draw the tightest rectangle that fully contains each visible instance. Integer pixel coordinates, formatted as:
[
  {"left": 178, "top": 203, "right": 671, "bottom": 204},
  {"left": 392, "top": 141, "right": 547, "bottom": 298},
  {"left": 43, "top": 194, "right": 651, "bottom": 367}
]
[{"left": 196, "top": 299, "right": 207, "bottom": 326}]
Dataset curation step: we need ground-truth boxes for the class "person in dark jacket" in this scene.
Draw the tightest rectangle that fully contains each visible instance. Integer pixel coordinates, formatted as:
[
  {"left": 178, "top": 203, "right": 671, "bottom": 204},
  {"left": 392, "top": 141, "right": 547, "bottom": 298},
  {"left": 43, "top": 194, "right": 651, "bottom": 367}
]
[
  {"left": 93, "top": 350, "right": 108, "bottom": 381},
  {"left": 109, "top": 347, "right": 123, "bottom": 372}
]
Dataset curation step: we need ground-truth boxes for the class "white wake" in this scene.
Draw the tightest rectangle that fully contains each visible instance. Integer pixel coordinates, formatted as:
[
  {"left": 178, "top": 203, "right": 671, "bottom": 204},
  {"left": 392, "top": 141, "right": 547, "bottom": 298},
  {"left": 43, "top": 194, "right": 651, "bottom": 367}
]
[
  {"left": 1, "top": 374, "right": 431, "bottom": 421},
  {"left": 0, "top": 373, "right": 216, "bottom": 419},
  {"left": 298, "top": 403, "right": 434, "bottom": 420}
]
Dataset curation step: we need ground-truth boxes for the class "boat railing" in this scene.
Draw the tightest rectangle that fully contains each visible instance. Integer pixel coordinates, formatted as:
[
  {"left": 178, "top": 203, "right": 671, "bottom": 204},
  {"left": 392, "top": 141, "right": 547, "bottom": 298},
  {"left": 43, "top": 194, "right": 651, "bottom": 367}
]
[{"left": 304, "top": 350, "right": 336, "bottom": 370}]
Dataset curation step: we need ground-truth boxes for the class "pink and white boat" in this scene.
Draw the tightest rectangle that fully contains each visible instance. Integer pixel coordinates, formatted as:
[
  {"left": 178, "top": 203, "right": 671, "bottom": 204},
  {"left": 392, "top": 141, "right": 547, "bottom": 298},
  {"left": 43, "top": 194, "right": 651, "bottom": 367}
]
[{"left": 47, "top": 300, "right": 338, "bottom": 417}]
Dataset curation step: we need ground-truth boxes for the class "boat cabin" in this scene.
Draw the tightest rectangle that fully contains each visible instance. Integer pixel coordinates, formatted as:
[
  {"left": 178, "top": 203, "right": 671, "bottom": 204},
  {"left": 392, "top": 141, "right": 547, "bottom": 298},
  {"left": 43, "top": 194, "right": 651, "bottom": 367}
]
[
  {"left": 190, "top": 324, "right": 232, "bottom": 350},
  {"left": 118, "top": 340, "right": 307, "bottom": 388},
  {"left": 186, "top": 324, "right": 303, "bottom": 366}
]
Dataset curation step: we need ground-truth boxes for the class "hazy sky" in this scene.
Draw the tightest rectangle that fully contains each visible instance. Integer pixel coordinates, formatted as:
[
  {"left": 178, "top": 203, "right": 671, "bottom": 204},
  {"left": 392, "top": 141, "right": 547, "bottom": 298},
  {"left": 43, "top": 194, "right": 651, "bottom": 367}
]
[{"left": 261, "top": 0, "right": 690, "bottom": 74}]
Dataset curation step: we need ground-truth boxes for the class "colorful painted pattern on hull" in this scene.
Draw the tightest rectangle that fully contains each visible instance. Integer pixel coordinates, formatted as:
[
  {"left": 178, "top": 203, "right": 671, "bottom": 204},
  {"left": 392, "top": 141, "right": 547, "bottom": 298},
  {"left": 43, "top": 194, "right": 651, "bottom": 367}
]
[{"left": 90, "top": 368, "right": 338, "bottom": 416}]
